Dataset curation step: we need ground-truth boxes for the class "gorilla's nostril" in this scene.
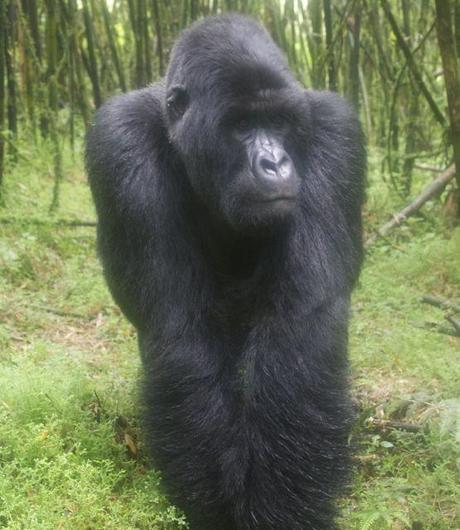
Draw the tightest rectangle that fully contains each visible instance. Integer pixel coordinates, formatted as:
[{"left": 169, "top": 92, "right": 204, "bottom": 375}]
[
  {"left": 260, "top": 158, "right": 278, "bottom": 175},
  {"left": 252, "top": 144, "right": 296, "bottom": 184},
  {"left": 257, "top": 153, "right": 294, "bottom": 181},
  {"left": 279, "top": 157, "right": 293, "bottom": 179}
]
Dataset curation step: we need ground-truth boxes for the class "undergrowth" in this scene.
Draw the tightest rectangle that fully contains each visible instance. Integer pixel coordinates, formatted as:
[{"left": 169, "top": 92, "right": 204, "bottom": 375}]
[{"left": 0, "top": 139, "right": 458, "bottom": 529}]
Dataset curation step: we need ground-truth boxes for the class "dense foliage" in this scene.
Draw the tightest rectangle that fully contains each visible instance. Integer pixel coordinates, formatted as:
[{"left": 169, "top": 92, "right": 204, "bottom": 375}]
[{"left": 0, "top": 0, "right": 459, "bottom": 213}]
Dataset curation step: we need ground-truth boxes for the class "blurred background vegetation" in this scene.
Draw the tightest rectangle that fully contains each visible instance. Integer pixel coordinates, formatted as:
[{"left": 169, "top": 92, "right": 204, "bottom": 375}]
[
  {"left": 0, "top": 0, "right": 459, "bottom": 216},
  {"left": 0, "top": 1, "right": 459, "bottom": 529}
]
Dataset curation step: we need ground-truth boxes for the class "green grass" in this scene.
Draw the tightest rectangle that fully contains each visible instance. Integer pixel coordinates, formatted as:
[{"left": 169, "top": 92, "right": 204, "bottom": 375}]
[
  {"left": 345, "top": 233, "right": 460, "bottom": 529},
  {"left": 0, "top": 139, "right": 459, "bottom": 529}
]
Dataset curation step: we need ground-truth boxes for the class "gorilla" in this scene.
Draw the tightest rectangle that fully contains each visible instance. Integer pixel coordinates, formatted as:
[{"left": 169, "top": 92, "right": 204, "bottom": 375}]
[{"left": 86, "top": 14, "right": 365, "bottom": 530}]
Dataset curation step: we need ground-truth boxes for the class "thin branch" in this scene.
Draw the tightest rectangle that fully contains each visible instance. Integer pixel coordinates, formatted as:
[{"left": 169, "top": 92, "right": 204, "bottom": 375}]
[
  {"left": 368, "top": 417, "right": 422, "bottom": 432},
  {"left": 32, "top": 304, "right": 93, "bottom": 320},
  {"left": 446, "top": 315, "right": 460, "bottom": 334},
  {"left": 420, "top": 295, "right": 460, "bottom": 314},
  {"left": 366, "top": 165, "right": 456, "bottom": 246},
  {"left": 414, "top": 164, "right": 444, "bottom": 173},
  {"left": 412, "top": 320, "right": 460, "bottom": 337}
]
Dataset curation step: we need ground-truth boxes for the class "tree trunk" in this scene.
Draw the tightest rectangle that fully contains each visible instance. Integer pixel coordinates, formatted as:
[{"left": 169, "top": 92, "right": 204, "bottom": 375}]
[
  {"left": 81, "top": 0, "right": 102, "bottom": 106},
  {"left": 101, "top": 0, "right": 126, "bottom": 92},
  {"left": 152, "top": 0, "right": 164, "bottom": 76},
  {"left": 347, "top": 5, "right": 361, "bottom": 112},
  {"left": 308, "top": 0, "right": 325, "bottom": 89},
  {"left": 128, "top": 0, "right": 144, "bottom": 87},
  {"left": 45, "top": 0, "right": 63, "bottom": 213},
  {"left": 5, "top": 0, "right": 17, "bottom": 158},
  {"left": 435, "top": 0, "right": 460, "bottom": 215},
  {"left": 401, "top": 0, "right": 417, "bottom": 197},
  {"left": 0, "top": 0, "right": 5, "bottom": 192},
  {"left": 323, "top": 0, "right": 336, "bottom": 91}
]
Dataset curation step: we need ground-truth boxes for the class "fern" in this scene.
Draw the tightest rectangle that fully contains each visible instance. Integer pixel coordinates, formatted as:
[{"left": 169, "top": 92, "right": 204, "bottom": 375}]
[{"left": 360, "top": 512, "right": 383, "bottom": 530}]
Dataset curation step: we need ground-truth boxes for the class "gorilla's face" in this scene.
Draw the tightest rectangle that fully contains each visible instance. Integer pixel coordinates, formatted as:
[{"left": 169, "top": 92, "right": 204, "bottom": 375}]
[
  {"left": 164, "top": 20, "right": 311, "bottom": 232},
  {"left": 166, "top": 82, "right": 312, "bottom": 232}
]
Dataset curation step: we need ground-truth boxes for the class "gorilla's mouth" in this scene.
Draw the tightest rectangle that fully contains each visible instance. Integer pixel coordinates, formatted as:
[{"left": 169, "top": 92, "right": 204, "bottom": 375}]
[
  {"left": 255, "top": 195, "right": 297, "bottom": 204},
  {"left": 260, "top": 196, "right": 296, "bottom": 202}
]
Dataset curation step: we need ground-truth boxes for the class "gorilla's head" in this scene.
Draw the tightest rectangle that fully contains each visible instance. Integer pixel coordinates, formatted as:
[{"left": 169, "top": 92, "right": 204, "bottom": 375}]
[{"left": 164, "top": 15, "right": 311, "bottom": 232}]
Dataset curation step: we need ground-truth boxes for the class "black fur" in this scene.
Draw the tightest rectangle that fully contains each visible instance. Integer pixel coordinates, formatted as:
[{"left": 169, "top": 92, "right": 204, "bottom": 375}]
[{"left": 86, "top": 14, "right": 365, "bottom": 530}]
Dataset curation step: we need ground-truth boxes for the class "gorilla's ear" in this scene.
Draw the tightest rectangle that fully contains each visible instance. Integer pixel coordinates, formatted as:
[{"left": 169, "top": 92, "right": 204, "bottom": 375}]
[{"left": 166, "top": 85, "right": 189, "bottom": 120}]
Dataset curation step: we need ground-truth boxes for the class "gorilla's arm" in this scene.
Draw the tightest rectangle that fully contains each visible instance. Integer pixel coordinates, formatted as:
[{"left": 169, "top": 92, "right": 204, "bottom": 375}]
[
  {"left": 310, "top": 91, "right": 365, "bottom": 251},
  {"left": 86, "top": 86, "right": 169, "bottom": 329},
  {"left": 300, "top": 90, "right": 366, "bottom": 296}
]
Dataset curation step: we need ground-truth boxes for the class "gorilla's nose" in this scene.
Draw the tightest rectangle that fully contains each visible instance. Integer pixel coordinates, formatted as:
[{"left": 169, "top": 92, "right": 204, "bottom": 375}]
[{"left": 253, "top": 147, "right": 296, "bottom": 185}]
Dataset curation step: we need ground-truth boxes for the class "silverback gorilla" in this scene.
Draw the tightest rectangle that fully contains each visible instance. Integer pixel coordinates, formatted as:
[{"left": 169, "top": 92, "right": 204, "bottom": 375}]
[{"left": 86, "top": 14, "right": 365, "bottom": 530}]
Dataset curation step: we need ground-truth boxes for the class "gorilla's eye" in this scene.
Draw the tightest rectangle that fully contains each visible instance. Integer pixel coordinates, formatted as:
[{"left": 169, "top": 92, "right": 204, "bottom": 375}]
[
  {"left": 235, "top": 118, "right": 252, "bottom": 132},
  {"left": 271, "top": 116, "right": 285, "bottom": 128},
  {"left": 166, "top": 85, "right": 189, "bottom": 119}
]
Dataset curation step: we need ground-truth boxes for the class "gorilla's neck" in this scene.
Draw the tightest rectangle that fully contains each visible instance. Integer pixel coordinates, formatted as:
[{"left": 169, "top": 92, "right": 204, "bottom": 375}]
[
  {"left": 189, "top": 211, "right": 287, "bottom": 339},
  {"left": 188, "top": 198, "right": 287, "bottom": 280},
  {"left": 208, "top": 232, "right": 269, "bottom": 278}
]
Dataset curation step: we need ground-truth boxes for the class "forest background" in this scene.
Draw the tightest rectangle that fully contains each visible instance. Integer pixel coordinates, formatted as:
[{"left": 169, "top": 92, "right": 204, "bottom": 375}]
[{"left": 0, "top": 1, "right": 459, "bottom": 529}]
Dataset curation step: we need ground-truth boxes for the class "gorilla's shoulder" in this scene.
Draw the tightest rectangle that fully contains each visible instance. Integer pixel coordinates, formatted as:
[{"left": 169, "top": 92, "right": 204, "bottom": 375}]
[
  {"left": 86, "top": 83, "right": 167, "bottom": 189},
  {"left": 306, "top": 90, "right": 366, "bottom": 196},
  {"left": 90, "top": 83, "right": 166, "bottom": 144},
  {"left": 308, "top": 90, "right": 361, "bottom": 135}
]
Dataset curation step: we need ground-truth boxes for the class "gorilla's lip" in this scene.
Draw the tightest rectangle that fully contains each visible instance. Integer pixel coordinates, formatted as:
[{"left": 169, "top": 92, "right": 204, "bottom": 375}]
[{"left": 257, "top": 195, "right": 297, "bottom": 203}]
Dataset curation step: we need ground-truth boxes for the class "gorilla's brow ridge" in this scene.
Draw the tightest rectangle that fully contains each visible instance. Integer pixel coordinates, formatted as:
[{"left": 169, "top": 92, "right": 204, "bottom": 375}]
[{"left": 223, "top": 86, "right": 305, "bottom": 121}]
